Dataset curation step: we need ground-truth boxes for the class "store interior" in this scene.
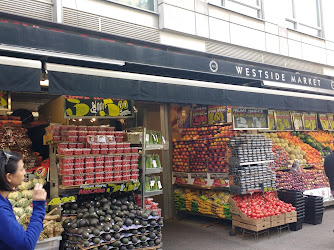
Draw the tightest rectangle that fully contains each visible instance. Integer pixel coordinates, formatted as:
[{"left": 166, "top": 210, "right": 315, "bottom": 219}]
[{"left": 2, "top": 90, "right": 334, "bottom": 249}]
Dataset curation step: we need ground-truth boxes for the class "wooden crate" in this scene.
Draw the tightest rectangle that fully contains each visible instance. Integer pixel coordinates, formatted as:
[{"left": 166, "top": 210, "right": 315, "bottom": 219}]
[
  {"left": 285, "top": 211, "right": 297, "bottom": 223},
  {"left": 232, "top": 215, "right": 271, "bottom": 232}
]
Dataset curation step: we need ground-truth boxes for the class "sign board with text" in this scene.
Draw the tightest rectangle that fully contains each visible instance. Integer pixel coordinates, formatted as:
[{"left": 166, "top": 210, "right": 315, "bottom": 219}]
[
  {"left": 319, "top": 113, "right": 330, "bottom": 131},
  {"left": 292, "top": 112, "right": 304, "bottom": 131},
  {"left": 267, "top": 110, "right": 276, "bottom": 131},
  {"left": 208, "top": 105, "right": 227, "bottom": 125},
  {"left": 276, "top": 111, "right": 293, "bottom": 131},
  {"left": 0, "top": 91, "right": 10, "bottom": 111},
  {"left": 64, "top": 96, "right": 133, "bottom": 118},
  {"left": 303, "top": 113, "right": 318, "bottom": 131},
  {"left": 232, "top": 108, "right": 268, "bottom": 130},
  {"left": 191, "top": 106, "right": 208, "bottom": 127},
  {"left": 78, "top": 182, "right": 140, "bottom": 195},
  {"left": 327, "top": 114, "right": 334, "bottom": 131}
]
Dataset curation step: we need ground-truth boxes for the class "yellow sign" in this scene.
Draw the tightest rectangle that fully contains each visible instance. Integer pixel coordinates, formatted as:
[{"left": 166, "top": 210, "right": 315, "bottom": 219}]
[{"left": 48, "top": 196, "right": 75, "bottom": 206}]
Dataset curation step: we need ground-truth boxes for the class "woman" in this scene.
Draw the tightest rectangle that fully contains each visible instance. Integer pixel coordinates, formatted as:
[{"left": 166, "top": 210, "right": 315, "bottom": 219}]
[{"left": 0, "top": 150, "right": 46, "bottom": 250}]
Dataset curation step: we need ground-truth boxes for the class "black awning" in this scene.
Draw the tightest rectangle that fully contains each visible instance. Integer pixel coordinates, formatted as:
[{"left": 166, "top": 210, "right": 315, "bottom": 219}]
[
  {"left": 48, "top": 65, "right": 334, "bottom": 113},
  {"left": 0, "top": 56, "right": 41, "bottom": 92}
]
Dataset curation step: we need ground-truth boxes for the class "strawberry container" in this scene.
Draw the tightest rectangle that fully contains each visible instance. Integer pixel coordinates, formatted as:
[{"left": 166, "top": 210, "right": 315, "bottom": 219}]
[
  {"left": 75, "top": 157, "right": 85, "bottom": 164},
  {"left": 130, "top": 164, "right": 138, "bottom": 170},
  {"left": 116, "top": 142, "right": 124, "bottom": 149},
  {"left": 122, "top": 175, "right": 131, "bottom": 181},
  {"left": 114, "top": 160, "right": 122, "bottom": 167},
  {"left": 95, "top": 161, "right": 104, "bottom": 167},
  {"left": 105, "top": 161, "right": 113, "bottom": 167},
  {"left": 68, "top": 136, "right": 78, "bottom": 142},
  {"left": 130, "top": 159, "right": 138, "bottom": 165},
  {"left": 95, "top": 156, "right": 104, "bottom": 162},
  {"left": 123, "top": 142, "right": 130, "bottom": 148},
  {"left": 115, "top": 137, "right": 123, "bottom": 143},
  {"left": 91, "top": 149, "right": 100, "bottom": 154},
  {"left": 95, "top": 177, "right": 104, "bottom": 183},
  {"left": 68, "top": 143, "right": 77, "bottom": 149},
  {"left": 74, "top": 148, "right": 83, "bottom": 155},
  {"left": 53, "top": 136, "right": 61, "bottom": 142},
  {"left": 67, "top": 130, "right": 78, "bottom": 136},
  {"left": 95, "top": 167, "right": 104, "bottom": 173},
  {"left": 75, "top": 174, "right": 85, "bottom": 180},
  {"left": 84, "top": 167, "right": 94, "bottom": 173},
  {"left": 108, "top": 148, "right": 116, "bottom": 154},
  {"left": 87, "top": 126, "right": 96, "bottom": 131},
  {"left": 113, "top": 155, "right": 122, "bottom": 161},
  {"left": 85, "top": 173, "right": 94, "bottom": 179},
  {"left": 113, "top": 171, "right": 122, "bottom": 177},
  {"left": 90, "top": 143, "right": 100, "bottom": 149},
  {"left": 77, "top": 143, "right": 85, "bottom": 149},
  {"left": 105, "top": 166, "right": 113, "bottom": 172},
  {"left": 78, "top": 136, "right": 87, "bottom": 142},
  {"left": 123, "top": 147, "right": 131, "bottom": 153},
  {"left": 95, "top": 173, "right": 104, "bottom": 178},
  {"left": 114, "top": 165, "right": 122, "bottom": 172},
  {"left": 116, "top": 148, "right": 124, "bottom": 154},
  {"left": 75, "top": 180, "right": 84, "bottom": 185},
  {"left": 131, "top": 174, "right": 139, "bottom": 180},
  {"left": 77, "top": 126, "right": 87, "bottom": 131},
  {"left": 96, "top": 126, "right": 105, "bottom": 131},
  {"left": 130, "top": 147, "right": 139, "bottom": 153},
  {"left": 74, "top": 163, "right": 84, "bottom": 169},
  {"left": 106, "top": 127, "right": 115, "bottom": 131},
  {"left": 122, "top": 170, "right": 131, "bottom": 176},
  {"left": 58, "top": 143, "right": 68, "bottom": 149},
  {"left": 100, "top": 149, "right": 108, "bottom": 155},
  {"left": 122, "top": 155, "right": 131, "bottom": 161},
  {"left": 78, "top": 131, "right": 88, "bottom": 136},
  {"left": 131, "top": 169, "right": 139, "bottom": 175},
  {"left": 113, "top": 176, "right": 122, "bottom": 182},
  {"left": 62, "top": 180, "right": 74, "bottom": 186},
  {"left": 106, "top": 131, "right": 114, "bottom": 135},
  {"left": 59, "top": 163, "right": 73, "bottom": 171},
  {"left": 60, "top": 157, "right": 74, "bottom": 164},
  {"left": 104, "top": 177, "right": 113, "bottom": 182},
  {"left": 82, "top": 148, "right": 91, "bottom": 155},
  {"left": 74, "top": 168, "right": 84, "bottom": 174},
  {"left": 85, "top": 156, "right": 94, "bottom": 163},
  {"left": 87, "top": 131, "right": 98, "bottom": 135},
  {"left": 61, "top": 175, "right": 74, "bottom": 181},
  {"left": 52, "top": 131, "right": 60, "bottom": 136},
  {"left": 122, "top": 160, "right": 130, "bottom": 166},
  {"left": 100, "top": 143, "right": 108, "bottom": 149},
  {"left": 85, "top": 178, "right": 94, "bottom": 184},
  {"left": 105, "top": 172, "right": 114, "bottom": 178},
  {"left": 131, "top": 154, "right": 139, "bottom": 160},
  {"left": 105, "top": 156, "right": 113, "bottom": 161},
  {"left": 122, "top": 164, "right": 131, "bottom": 171},
  {"left": 85, "top": 162, "right": 94, "bottom": 168}
]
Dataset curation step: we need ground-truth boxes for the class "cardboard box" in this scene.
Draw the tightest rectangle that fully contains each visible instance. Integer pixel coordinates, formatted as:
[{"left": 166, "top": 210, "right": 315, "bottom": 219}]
[
  {"left": 285, "top": 211, "right": 297, "bottom": 224},
  {"left": 172, "top": 172, "right": 190, "bottom": 185}
]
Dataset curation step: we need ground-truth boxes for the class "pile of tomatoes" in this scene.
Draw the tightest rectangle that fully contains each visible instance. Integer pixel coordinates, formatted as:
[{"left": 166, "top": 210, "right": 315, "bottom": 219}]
[{"left": 233, "top": 192, "right": 296, "bottom": 220}]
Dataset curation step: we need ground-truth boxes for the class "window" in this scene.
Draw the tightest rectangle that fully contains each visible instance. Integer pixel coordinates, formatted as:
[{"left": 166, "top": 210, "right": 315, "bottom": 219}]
[
  {"left": 220, "top": 0, "right": 263, "bottom": 19},
  {"left": 286, "top": 0, "right": 322, "bottom": 37},
  {"left": 107, "top": 0, "right": 156, "bottom": 12}
]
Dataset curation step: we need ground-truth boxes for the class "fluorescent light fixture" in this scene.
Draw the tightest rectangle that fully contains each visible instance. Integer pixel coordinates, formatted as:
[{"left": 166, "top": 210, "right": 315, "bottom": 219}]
[
  {"left": 0, "top": 55, "right": 40, "bottom": 68},
  {"left": 0, "top": 44, "right": 125, "bottom": 66},
  {"left": 40, "top": 80, "right": 49, "bottom": 86},
  {"left": 46, "top": 63, "right": 334, "bottom": 102},
  {"left": 262, "top": 80, "right": 334, "bottom": 95}
]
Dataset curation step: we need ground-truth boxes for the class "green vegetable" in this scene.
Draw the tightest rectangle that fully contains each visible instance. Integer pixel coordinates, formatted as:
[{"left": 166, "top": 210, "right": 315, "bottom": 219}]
[
  {"left": 21, "top": 190, "right": 33, "bottom": 199},
  {"left": 24, "top": 206, "right": 33, "bottom": 214},
  {"left": 17, "top": 198, "right": 30, "bottom": 208},
  {"left": 13, "top": 207, "right": 24, "bottom": 217},
  {"left": 18, "top": 180, "right": 33, "bottom": 190},
  {"left": 8, "top": 199, "right": 16, "bottom": 207},
  {"left": 8, "top": 191, "right": 22, "bottom": 201}
]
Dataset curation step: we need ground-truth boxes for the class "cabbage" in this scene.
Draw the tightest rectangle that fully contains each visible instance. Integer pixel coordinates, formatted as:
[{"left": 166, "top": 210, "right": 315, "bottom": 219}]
[
  {"left": 21, "top": 190, "right": 33, "bottom": 199},
  {"left": 18, "top": 180, "right": 33, "bottom": 190},
  {"left": 8, "top": 199, "right": 16, "bottom": 207},
  {"left": 24, "top": 206, "right": 33, "bottom": 214},
  {"left": 38, "top": 178, "right": 46, "bottom": 186},
  {"left": 13, "top": 207, "right": 24, "bottom": 217},
  {"left": 32, "top": 178, "right": 39, "bottom": 186},
  {"left": 8, "top": 191, "right": 22, "bottom": 201},
  {"left": 17, "top": 198, "right": 30, "bottom": 208}
]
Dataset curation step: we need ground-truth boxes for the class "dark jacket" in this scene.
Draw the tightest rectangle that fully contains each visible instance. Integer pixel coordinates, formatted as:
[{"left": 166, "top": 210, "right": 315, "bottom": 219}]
[
  {"left": 324, "top": 152, "right": 334, "bottom": 191},
  {"left": 0, "top": 194, "right": 45, "bottom": 250}
]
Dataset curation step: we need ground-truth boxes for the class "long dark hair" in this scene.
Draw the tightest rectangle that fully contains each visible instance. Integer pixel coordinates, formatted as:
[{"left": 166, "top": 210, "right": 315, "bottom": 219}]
[{"left": 0, "top": 150, "right": 23, "bottom": 191}]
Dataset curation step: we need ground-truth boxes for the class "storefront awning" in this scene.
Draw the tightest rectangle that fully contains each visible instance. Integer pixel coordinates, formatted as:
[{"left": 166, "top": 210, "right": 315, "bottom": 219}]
[
  {"left": 47, "top": 63, "right": 334, "bottom": 113},
  {"left": 0, "top": 55, "right": 41, "bottom": 92}
]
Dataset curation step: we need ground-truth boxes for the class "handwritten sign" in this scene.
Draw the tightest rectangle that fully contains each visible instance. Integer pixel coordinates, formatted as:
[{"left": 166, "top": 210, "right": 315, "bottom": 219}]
[
  {"left": 232, "top": 108, "right": 268, "bottom": 130},
  {"left": 192, "top": 106, "right": 207, "bottom": 126},
  {"left": 319, "top": 113, "right": 330, "bottom": 131},
  {"left": 64, "top": 96, "right": 133, "bottom": 118},
  {"left": 48, "top": 196, "right": 75, "bottom": 206},
  {"left": 276, "top": 111, "right": 293, "bottom": 131},
  {"left": 303, "top": 113, "right": 317, "bottom": 131},
  {"left": 328, "top": 114, "right": 334, "bottom": 131},
  {"left": 292, "top": 112, "right": 303, "bottom": 131},
  {"left": 78, "top": 182, "right": 140, "bottom": 195},
  {"left": 208, "top": 105, "right": 227, "bottom": 124},
  {"left": 268, "top": 110, "right": 276, "bottom": 130},
  {"left": 0, "top": 91, "right": 9, "bottom": 110}
]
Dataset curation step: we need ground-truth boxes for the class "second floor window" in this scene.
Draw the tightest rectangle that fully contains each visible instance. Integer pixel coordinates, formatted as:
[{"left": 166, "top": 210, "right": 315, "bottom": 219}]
[
  {"left": 107, "top": 0, "right": 156, "bottom": 12},
  {"left": 221, "top": 0, "right": 263, "bottom": 19},
  {"left": 285, "top": 0, "right": 322, "bottom": 37}
]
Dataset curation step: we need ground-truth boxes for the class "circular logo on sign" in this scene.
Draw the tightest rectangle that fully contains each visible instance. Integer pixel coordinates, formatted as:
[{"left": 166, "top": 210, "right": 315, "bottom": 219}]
[
  {"left": 209, "top": 60, "right": 218, "bottom": 72},
  {"left": 331, "top": 81, "right": 334, "bottom": 90}
]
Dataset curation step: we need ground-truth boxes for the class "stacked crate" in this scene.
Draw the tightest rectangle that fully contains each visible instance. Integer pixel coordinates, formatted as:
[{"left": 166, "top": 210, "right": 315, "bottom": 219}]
[{"left": 304, "top": 195, "right": 324, "bottom": 225}]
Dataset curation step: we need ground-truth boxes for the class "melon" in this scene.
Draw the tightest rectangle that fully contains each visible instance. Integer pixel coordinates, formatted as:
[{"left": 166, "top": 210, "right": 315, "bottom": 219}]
[{"left": 289, "top": 154, "right": 296, "bottom": 160}]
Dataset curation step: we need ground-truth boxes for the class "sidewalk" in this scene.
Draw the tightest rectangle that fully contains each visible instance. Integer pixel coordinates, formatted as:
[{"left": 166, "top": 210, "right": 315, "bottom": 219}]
[{"left": 162, "top": 207, "right": 334, "bottom": 250}]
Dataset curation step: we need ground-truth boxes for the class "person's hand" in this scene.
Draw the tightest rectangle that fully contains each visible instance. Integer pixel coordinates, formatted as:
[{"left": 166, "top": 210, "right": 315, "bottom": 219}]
[{"left": 32, "top": 183, "right": 47, "bottom": 201}]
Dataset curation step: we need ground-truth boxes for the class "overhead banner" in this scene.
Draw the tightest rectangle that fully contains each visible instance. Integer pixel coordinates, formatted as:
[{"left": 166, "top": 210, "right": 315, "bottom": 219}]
[
  {"left": 303, "top": 113, "right": 318, "bottom": 131},
  {"left": 64, "top": 96, "right": 133, "bottom": 118},
  {"left": 232, "top": 107, "right": 268, "bottom": 130},
  {"left": 276, "top": 111, "right": 293, "bottom": 131}
]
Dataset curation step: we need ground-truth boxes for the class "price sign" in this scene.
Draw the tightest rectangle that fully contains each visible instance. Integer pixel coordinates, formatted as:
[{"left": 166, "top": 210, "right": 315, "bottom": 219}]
[
  {"left": 232, "top": 107, "right": 268, "bottom": 130},
  {"left": 319, "top": 113, "right": 330, "bottom": 131},
  {"left": 292, "top": 112, "right": 304, "bottom": 131},
  {"left": 303, "top": 113, "right": 317, "bottom": 131},
  {"left": 78, "top": 182, "right": 139, "bottom": 195},
  {"left": 328, "top": 114, "right": 334, "bottom": 131},
  {"left": 276, "top": 111, "right": 293, "bottom": 131},
  {"left": 191, "top": 106, "right": 208, "bottom": 126},
  {"left": 48, "top": 196, "right": 76, "bottom": 206},
  {"left": 268, "top": 110, "right": 276, "bottom": 131},
  {"left": 64, "top": 96, "right": 133, "bottom": 118},
  {"left": 0, "top": 91, "right": 10, "bottom": 111},
  {"left": 208, "top": 105, "right": 227, "bottom": 124}
]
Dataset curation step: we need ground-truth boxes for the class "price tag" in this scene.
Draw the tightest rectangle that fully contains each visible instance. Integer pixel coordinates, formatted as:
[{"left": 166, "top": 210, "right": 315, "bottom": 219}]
[
  {"left": 87, "top": 135, "right": 95, "bottom": 143},
  {"left": 152, "top": 160, "right": 158, "bottom": 168},
  {"left": 107, "top": 135, "right": 116, "bottom": 143},
  {"left": 150, "top": 180, "right": 155, "bottom": 187},
  {"left": 48, "top": 196, "right": 75, "bottom": 205},
  {"left": 146, "top": 134, "right": 149, "bottom": 142},
  {"left": 97, "top": 135, "right": 107, "bottom": 143},
  {"left": 158, "top": 181, "right": 162, "bottom": 189}
]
